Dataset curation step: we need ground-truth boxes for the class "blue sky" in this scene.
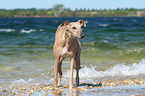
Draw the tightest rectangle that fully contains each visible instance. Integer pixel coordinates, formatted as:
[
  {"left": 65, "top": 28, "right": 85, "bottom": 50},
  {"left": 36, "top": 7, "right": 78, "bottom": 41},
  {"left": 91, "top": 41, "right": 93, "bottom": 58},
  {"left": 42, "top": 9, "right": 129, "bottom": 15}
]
[{"left": 0, "top": 0, "right": 145, "bottom": 10}]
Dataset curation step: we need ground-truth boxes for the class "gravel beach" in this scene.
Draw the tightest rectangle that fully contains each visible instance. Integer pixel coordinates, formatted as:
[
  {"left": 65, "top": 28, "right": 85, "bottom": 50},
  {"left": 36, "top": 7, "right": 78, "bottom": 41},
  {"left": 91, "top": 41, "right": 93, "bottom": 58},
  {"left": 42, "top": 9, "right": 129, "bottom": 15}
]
[{"left": 1, "top": 78, "right": 145, "bottom": 96}]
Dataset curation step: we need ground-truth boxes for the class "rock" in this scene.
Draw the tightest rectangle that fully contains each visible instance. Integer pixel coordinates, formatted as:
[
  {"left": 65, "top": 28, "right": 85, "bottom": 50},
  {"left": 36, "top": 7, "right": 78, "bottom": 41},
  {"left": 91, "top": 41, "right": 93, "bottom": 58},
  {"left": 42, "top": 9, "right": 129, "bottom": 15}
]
[
  {"left": 2, "top": 90, "right": 7, "bottom": 93},
  {"left": 52, "top": 91, "right": 57, "bottom": 94}
]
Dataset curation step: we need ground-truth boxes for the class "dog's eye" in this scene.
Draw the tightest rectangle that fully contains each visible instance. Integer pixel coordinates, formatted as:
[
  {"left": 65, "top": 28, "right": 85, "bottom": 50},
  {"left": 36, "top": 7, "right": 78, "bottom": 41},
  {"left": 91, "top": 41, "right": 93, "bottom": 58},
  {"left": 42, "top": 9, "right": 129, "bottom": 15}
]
[
  {"left": 81, "top": 26, "right": 84, "bottom": 28},
  {"left": 72, "top": 27, "right": 77, "bottom": 29}
]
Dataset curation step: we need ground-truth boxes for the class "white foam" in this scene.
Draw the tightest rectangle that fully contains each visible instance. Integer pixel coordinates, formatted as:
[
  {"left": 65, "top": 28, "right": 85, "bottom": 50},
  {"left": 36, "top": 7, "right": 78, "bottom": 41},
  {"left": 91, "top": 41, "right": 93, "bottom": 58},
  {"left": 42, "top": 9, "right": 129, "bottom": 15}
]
[
  {"left": 63, "top": 59, "right": 145, "bottom": 79},
  {"left": 98, "top": 24, "right": 110, "bottom": 27},
  {"left": 8, "top": 59, "right": 145, "bottom": 88},
  {"left": 10, "top": 79, "right": 40, "bottom": 88},
  {"left": 85, "top": 21, "right": 88, "bottom": 24},
  {"left": 20, "top": 29, "right": 36, "bottom": 33},
  {"left": 0, "top": 29, "right": 15, "bottom": 32},
  {"left": 39, "top": 29, "right": 44, "bottom": 31}
]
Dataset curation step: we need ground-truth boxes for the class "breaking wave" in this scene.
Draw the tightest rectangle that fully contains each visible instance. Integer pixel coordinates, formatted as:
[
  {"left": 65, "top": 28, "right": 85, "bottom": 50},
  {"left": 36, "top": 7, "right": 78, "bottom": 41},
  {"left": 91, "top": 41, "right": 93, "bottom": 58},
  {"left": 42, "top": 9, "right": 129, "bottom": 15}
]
[
  {"left": 0, "top": 29, "right": 15, "bottom": 32},
  {"left": 20, "top": 29, "right": 36, "bottom": 33},
  {"left": 63, "top": 59, "right": 145, "bottom": 79}
]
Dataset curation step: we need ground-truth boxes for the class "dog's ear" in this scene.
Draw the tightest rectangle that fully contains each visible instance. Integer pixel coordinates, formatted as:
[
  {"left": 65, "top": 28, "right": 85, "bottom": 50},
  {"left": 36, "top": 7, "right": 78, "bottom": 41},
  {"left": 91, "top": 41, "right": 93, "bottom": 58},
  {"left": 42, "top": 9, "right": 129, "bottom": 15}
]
[
  {"left": 60, "top": 21, "right": 70, "bottom": 27},
  {"left": 78, "top": 20, "right": 86, "bottom": 27}
]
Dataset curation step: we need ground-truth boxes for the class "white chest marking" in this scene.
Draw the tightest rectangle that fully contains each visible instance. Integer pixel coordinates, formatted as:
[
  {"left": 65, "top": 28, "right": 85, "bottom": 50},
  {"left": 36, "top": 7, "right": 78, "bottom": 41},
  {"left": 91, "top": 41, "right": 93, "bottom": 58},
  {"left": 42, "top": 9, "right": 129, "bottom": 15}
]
[{"left": 61, "top": 44, "right": 72, "bottom": 57}]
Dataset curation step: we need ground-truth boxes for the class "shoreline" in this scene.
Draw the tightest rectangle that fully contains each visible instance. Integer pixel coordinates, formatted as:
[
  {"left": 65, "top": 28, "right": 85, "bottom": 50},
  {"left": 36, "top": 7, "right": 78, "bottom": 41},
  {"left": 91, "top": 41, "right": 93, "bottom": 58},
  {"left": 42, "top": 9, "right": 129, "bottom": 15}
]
[
  {"left": 0, "top": 16, "right": 145, "bottom": 18},
  {"left": 1, "top": 78, "right": 145, "bottom": 96}
]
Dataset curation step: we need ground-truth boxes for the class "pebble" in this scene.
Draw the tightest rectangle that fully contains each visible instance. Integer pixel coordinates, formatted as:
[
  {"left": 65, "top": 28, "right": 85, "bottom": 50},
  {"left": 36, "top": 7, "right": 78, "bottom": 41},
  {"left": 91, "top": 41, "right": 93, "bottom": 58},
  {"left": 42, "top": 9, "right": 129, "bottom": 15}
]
[
  {"left": 51, "top": 91, "right": 57, "bottom": 94},
  {"left": 44, "top": 93, "right": 48, "bottom": 96},
  {"left": 2, "top": 90, "right": 7, "bottom": 93},
  {"left": 19, "top": 87, "right": 23, "bottom": 91},
  {"left": 60, "top": 89, "right": 65, "bottom": 92},
  {"left": 118, "top": 89, "right": 121, "bottom": 91},
  {"left": 86, "top": 85, "right": 90, "bottom": 89}
]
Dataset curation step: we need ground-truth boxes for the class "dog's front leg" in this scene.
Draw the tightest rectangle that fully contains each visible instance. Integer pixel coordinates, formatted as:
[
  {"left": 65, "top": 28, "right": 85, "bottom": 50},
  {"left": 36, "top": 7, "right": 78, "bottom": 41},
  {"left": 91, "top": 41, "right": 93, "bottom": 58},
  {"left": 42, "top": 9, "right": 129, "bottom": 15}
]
[
  {"left": 69, "top": 57, "right": 74, "bottom": 91},
  {"left": 58, "top": 57, "right": 64, "bottom": 86},
  {"left": 54, "top": 58, "right": 59, "bottom": 88}
]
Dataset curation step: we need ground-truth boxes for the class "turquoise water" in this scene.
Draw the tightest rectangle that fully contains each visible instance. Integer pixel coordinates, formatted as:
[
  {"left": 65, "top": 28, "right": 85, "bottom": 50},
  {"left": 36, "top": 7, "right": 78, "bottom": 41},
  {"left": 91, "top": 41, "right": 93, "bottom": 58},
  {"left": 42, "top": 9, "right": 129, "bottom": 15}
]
[{"left": 0, "top": 17, "right": 145, "bottom": 88}]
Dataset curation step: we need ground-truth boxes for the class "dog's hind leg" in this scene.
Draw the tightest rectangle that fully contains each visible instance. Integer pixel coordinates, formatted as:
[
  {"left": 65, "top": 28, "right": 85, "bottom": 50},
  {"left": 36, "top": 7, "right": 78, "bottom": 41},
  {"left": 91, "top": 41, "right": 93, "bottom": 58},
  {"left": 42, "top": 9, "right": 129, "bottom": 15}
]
[
  {"left": 58, "top": 57, "right": 64, "bottom": 86},
  {"left": 74, "top": 51, "right": 81, "bottom": 86}
]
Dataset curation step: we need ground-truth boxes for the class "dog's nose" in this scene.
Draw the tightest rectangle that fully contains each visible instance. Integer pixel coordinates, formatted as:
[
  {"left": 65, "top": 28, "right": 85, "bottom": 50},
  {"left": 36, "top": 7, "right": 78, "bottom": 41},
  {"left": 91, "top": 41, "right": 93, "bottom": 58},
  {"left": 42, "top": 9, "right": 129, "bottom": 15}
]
[{"left": 80, "top": 33, "right": 85, "bottom": 39}]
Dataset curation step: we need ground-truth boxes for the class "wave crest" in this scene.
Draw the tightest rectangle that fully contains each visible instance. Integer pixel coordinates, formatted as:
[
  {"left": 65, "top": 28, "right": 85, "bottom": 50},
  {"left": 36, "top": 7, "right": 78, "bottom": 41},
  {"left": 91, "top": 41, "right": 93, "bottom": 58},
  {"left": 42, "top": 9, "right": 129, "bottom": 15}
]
[
  {"left": 20, "top": 29, "right": 36, "bottom": 33},
  {"left": 82, "top": 41, "right": 120, "bottom": 49},
  {"left": 63, "top": 59, "right": 145, "bottom": 79},
  {"left": 0, "top": 29, "right": 15, "bottom": 32}
]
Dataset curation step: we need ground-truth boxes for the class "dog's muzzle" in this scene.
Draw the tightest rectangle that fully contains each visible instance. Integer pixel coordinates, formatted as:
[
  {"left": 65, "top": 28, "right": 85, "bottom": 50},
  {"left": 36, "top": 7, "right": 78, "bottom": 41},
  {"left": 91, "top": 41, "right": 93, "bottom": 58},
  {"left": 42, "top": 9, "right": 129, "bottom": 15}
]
[{"left": 80, "top": 33, "right": 85, "bottom": 39}]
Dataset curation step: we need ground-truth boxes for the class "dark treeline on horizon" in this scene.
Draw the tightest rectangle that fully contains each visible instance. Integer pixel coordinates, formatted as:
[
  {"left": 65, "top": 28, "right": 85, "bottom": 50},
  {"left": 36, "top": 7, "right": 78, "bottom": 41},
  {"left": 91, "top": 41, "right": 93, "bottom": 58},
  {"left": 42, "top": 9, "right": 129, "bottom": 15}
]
[{"left": 0, "top": 4, "right": 145, "bottom": 17}]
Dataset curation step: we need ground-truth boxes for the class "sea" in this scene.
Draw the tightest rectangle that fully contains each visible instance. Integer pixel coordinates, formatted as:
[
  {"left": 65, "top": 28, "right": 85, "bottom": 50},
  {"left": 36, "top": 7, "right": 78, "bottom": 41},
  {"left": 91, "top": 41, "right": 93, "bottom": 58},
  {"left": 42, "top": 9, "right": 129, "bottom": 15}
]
[{"left": 0, "top": 17, "right": 145, "bottom": 89}]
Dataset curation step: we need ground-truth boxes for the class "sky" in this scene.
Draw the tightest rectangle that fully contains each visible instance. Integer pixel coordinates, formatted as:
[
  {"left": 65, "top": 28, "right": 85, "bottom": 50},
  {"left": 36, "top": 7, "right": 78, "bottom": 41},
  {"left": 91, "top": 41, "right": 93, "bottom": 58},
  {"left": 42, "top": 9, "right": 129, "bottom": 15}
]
[{"left": 0, "top": 0, "right": 145, "bottom": 10}]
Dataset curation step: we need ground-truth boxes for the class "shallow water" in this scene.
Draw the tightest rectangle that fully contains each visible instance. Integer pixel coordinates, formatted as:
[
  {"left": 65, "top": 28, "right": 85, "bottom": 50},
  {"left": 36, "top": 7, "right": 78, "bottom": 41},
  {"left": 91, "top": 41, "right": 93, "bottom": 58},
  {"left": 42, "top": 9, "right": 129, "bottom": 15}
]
[{"left": 0, "top": 17, "right": 145, "bottom": 88}]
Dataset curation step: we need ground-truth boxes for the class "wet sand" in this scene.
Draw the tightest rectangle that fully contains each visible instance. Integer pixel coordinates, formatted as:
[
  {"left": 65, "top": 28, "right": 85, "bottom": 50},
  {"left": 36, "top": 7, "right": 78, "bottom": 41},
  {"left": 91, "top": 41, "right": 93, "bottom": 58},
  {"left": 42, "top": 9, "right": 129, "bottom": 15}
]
[{"left": 1, "top": 78, "right": 145, "bottom": 96}]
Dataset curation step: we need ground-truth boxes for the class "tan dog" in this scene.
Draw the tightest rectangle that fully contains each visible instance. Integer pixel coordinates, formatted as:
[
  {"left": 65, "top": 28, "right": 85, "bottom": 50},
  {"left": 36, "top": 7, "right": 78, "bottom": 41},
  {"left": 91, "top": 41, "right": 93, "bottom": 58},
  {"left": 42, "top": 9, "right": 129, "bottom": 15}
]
[{"left": 53, "top": 20, "right": 86, "bottom": 90}]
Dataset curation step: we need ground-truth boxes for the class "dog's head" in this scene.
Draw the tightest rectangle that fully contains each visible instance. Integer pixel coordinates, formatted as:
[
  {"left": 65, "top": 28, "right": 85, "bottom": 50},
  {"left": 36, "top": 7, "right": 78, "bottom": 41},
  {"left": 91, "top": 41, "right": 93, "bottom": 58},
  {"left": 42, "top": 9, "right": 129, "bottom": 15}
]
[{"left": 60, "top": 20, "right": 86, "bottom": 39}]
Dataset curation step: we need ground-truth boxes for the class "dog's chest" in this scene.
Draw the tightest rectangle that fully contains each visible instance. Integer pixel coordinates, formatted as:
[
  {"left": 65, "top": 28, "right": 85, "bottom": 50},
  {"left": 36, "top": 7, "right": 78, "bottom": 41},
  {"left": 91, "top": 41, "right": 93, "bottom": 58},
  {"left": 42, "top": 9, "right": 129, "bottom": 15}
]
[{"left": 61, "top": 43, "right": 73, "bottom": 57}]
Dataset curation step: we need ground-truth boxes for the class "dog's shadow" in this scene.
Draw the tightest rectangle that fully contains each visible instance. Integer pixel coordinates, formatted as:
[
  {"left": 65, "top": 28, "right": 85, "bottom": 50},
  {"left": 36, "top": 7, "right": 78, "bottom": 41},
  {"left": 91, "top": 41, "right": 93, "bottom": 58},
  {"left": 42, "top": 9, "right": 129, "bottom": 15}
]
[
  {"left": 74, "top": 82, "right": 102, "bottom": 87},
  {"left": 55, "top": 83, "right": 102, "bottom": 96}
]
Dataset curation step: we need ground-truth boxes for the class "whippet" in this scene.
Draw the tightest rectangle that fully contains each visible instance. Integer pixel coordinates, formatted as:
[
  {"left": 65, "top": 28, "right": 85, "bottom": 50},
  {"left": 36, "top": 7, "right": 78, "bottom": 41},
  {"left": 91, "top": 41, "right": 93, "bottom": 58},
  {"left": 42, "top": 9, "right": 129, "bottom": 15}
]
[{"left": 53, "top": 20, "right": 86, "bottom": 90}]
